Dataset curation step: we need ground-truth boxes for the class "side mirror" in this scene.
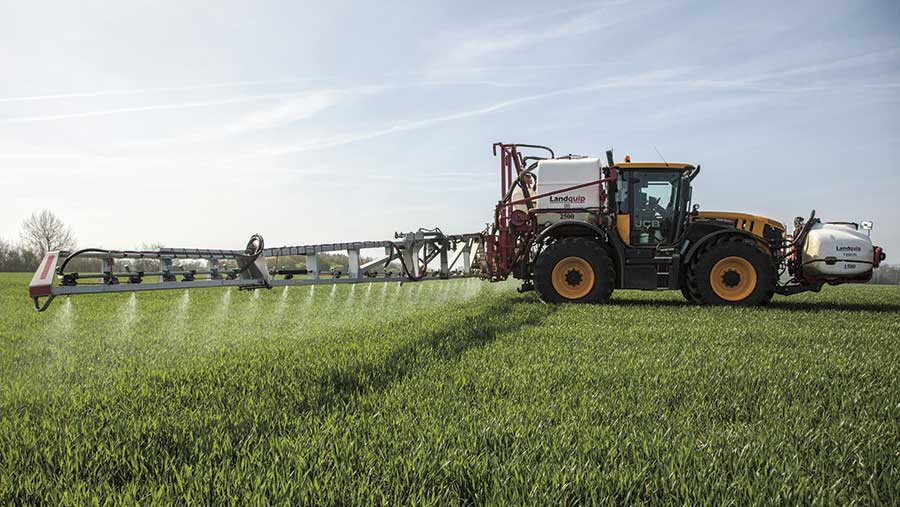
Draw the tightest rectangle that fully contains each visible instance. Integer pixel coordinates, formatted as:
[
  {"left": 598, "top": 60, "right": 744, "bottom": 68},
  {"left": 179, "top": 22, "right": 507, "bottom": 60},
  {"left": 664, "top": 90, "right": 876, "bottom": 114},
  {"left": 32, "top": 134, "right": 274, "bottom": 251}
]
[
  {"left": 691, "top": 204, "right": 700, "bottom": 216},
  {"left": 861, "top": 221, "right": 873, "bottom": 236}
]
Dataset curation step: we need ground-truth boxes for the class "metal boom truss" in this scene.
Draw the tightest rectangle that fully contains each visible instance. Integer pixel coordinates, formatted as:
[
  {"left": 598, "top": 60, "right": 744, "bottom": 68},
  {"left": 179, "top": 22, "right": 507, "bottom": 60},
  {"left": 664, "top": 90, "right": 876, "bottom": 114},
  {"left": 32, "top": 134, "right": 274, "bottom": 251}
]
[{"left": 29, "top": 230, "right": 485, "bottom": 311}]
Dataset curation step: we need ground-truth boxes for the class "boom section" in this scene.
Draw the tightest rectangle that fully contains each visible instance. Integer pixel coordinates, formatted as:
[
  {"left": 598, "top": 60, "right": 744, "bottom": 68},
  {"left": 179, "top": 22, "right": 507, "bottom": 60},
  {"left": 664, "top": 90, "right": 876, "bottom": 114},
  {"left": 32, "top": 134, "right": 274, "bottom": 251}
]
[{"left": 28, "top": 231, "right": 485, "bottom": 312}]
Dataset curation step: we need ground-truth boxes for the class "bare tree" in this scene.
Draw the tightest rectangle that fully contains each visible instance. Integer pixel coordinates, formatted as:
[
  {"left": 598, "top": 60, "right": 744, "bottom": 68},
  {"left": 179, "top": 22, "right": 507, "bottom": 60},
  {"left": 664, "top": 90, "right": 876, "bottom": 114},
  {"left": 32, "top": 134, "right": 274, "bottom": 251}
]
[{"left": 20, "top": 209, "right": 76, "bottom": 258}]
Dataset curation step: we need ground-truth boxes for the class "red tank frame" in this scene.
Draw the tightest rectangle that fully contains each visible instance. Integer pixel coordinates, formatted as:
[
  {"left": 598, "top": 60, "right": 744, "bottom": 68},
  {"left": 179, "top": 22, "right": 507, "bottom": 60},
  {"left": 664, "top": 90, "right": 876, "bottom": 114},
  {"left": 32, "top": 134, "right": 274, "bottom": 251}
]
[{"left": 484, "top": 143, "right": 616, "bottom": 281}]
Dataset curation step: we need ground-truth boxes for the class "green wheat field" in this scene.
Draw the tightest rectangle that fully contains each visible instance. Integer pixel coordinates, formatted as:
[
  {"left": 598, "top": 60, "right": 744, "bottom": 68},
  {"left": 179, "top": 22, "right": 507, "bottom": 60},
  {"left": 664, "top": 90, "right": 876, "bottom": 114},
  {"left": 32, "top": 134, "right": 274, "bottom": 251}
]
[{"left": 1, "top": 272, "right": 898, "bottom": 505}]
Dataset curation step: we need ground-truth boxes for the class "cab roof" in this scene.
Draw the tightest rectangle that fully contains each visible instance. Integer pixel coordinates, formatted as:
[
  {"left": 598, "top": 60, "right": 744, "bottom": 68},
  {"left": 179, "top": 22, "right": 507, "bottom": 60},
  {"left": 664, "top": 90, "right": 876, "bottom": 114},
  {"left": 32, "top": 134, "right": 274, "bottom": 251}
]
[{"left": 613, "top": 162, "right": 694, "bottom": 170}]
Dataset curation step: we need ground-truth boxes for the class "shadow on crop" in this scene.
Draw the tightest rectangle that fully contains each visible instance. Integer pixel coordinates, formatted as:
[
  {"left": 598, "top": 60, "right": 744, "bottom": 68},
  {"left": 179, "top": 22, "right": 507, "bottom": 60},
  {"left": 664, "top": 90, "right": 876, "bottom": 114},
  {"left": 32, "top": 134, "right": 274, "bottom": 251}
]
[
  {"left": 509, "top": 292, "right": 693, "bottom": 309},
  {"left": 594, "top": 296, "right": 900, "bottom": 313},
  {"left": 308, "top": 295, "right": 556, "bottom": 411},
  {"left": 606, "top": 297, "right": 693, "bottom": 308},
  {"left": 765, "top": 300, "right": 900, "bottom": 313}
]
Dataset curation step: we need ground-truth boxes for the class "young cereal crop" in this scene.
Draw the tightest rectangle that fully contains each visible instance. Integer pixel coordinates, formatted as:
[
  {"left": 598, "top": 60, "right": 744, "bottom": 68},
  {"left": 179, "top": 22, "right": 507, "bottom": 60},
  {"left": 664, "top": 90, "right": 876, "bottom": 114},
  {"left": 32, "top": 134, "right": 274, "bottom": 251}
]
[{"left": 1, "top": 272, "right": 898, "bottom": 505}]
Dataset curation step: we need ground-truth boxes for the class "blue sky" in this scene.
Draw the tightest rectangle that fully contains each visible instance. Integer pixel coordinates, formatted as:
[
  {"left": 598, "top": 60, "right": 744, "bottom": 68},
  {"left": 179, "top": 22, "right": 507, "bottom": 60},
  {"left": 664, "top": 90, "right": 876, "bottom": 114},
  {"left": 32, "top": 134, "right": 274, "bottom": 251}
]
[{"left": 2, "top": 0, "right": 899, "bottom": 256}]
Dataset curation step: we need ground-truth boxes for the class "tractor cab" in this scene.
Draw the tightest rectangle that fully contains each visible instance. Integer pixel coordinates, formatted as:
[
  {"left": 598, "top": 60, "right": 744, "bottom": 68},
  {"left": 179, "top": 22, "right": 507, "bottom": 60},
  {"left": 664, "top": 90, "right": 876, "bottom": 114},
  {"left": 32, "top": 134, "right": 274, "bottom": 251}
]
[{"left": 611, "top": 162, "right": 698, "bottom": 248}]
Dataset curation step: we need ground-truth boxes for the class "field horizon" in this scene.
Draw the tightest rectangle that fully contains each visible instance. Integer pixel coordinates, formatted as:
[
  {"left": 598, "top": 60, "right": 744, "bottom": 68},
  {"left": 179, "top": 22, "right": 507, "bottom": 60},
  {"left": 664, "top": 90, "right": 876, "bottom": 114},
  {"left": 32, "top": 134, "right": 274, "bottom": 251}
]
[{"left": 2, "top": 272, "right": 898, "bottom": 505}]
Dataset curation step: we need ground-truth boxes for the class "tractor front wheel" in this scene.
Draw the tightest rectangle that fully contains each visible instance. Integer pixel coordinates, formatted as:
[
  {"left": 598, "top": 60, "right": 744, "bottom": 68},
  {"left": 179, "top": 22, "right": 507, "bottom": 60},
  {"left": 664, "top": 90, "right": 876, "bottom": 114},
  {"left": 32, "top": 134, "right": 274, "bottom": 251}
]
[
  {"left": 681, "top": 284, "right": 701, "bottom": 305},
  {"left": 534, "top": 237, "right": 614, "bottom": 304}
]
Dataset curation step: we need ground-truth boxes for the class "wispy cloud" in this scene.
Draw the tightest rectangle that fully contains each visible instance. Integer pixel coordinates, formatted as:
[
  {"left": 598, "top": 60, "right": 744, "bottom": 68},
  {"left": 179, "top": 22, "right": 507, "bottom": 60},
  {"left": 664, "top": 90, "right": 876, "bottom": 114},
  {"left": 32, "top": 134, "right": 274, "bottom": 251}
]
[
  {"left": 432, "top": 1, "right": 639, "bottom": 66},
  {"left": 229, "top": 69, "right": 682, "bottom": 161},
  {"left": 747, "top": 47, "right": 900, "bottom": 82},
  {"left": 647, "top": 77, "right": 900, "bottom": 94},
  {"left": 0, "top": 77, "right": 326, "bottom": 104},
  {"left": 81, "top": 81, "right": 530, "bottom": 149},
  {"left": 0, "top": 79, "right": 534, "bottom": 126},
  {"left": 0, "top": 74, "right": 536, "bottom": 107},
  {"left": 225, "top": 62, "right": 900, "bottom": 163},
  {"left": 0, "top": 91, "right": 324, "bottom": 124},
  {"left": 119, "top": 89, "right": 348, "bottom": 149}
]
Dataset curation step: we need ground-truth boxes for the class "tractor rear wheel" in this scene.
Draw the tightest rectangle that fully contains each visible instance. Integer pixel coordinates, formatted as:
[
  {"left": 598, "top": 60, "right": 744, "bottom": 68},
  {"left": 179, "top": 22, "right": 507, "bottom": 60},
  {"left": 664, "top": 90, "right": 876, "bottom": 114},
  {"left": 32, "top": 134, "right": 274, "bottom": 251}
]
[
  {"left": 687, "top": 235, "right": 776, "bottom": 306},
  {"left": 534, "top": 237, "right": 614, "bottom": 304}
]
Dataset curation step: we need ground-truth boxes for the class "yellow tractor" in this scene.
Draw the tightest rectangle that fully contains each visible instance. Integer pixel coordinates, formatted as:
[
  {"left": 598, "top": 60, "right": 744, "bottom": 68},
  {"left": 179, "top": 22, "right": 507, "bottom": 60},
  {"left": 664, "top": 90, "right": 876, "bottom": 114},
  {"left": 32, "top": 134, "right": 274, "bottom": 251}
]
[{"left": 485, "top": 143, "right": 885, "bottom": 306}]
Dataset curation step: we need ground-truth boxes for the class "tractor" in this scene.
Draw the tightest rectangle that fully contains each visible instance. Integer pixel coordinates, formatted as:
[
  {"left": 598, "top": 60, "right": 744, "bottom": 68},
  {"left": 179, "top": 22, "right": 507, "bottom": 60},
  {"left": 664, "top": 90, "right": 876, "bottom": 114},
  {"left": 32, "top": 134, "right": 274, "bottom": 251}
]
[{"left": 483, "top": 143, "right": 885, "bottom": 306}]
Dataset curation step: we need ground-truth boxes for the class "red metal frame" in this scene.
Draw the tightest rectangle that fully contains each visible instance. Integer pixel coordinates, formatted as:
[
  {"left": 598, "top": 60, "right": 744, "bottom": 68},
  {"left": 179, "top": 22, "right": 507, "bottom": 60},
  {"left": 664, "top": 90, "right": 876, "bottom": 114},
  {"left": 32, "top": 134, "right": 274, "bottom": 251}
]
[{"left": 484, "top": 143, "right": 616, "bottom": 281}]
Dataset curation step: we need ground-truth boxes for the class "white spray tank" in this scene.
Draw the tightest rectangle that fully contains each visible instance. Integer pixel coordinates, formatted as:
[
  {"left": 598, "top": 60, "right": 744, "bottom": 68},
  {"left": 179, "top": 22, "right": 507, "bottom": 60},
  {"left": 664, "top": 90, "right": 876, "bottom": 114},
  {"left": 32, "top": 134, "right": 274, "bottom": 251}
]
[
  {"left": 534, "top": 158, "right": 601, "bottom": 209},
  {"left": 532, "top": 157, "right": 602, "bottom": 228},
  {"left": 800, "top": 221, "right": 875, "bottom": 278}
]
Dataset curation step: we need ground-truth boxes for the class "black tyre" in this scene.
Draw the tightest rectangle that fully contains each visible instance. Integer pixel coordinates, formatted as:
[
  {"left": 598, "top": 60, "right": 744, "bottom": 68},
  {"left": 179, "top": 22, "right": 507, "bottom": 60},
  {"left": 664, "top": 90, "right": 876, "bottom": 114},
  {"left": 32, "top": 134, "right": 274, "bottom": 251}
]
[
  {"left": 687, "top": 235, "right": 776, "bottom": 306},
  {"left": 534, "top": 237, "right": 615, "bottom": 304},
  {"left": 680, "top": 283, "right": 701, "bottom": 304}
]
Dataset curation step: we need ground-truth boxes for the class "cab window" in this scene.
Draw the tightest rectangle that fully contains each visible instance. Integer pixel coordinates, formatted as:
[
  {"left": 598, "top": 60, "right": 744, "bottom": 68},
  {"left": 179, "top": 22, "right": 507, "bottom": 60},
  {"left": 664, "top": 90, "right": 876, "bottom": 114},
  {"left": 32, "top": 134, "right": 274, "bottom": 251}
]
[
  {"left": 616, "top": 172, "right": 629, "bottom": 213},
  {"left": 629, "top": 170, "right": 681, "bottom": 246}
]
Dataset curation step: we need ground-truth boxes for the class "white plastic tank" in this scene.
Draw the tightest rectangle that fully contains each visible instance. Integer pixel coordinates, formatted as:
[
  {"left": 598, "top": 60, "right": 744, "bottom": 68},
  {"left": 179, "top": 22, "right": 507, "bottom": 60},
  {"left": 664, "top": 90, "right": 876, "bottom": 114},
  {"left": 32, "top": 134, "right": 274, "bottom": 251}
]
[
  {"left": 534, "top": 158, "right": 601, "bottom": 209},
  {"left": 801, "top": 222, "right": 874, "bottom": 278}
]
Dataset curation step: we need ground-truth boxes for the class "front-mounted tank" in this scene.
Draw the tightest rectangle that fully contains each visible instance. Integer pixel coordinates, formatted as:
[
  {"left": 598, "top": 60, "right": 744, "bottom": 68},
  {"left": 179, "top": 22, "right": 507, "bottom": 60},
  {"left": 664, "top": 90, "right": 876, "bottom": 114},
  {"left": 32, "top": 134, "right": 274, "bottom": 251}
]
[{"left": 800, "top": 222, "right": 878, "bottom": 278}]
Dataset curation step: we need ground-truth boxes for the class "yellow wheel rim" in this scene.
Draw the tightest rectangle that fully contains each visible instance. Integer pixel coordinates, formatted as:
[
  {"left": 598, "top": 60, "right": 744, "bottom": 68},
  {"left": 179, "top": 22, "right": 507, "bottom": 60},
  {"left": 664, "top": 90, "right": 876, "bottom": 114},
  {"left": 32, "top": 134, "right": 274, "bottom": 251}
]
[
  {"left": 710, "top": 256, "right": 757, "bottom": 302},
  {"left": 551, "top": 256, "right": 594, "bottom": 300}
]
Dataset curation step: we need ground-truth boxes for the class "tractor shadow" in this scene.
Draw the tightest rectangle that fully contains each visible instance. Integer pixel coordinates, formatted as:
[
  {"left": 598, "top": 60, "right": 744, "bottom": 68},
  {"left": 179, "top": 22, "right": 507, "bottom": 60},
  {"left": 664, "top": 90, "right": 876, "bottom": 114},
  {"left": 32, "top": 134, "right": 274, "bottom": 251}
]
[
  {"left": 764, "top": 300, "right": 900, "bottom": 313},
  {"left": 306, "top": 295, "right": 556, "bottom": 411},
  {"left": 599, "top": 296, "right": 900, "bottom": 313},
  {"left": 606, "top": 298, "right": 694, "bottom": 308}
]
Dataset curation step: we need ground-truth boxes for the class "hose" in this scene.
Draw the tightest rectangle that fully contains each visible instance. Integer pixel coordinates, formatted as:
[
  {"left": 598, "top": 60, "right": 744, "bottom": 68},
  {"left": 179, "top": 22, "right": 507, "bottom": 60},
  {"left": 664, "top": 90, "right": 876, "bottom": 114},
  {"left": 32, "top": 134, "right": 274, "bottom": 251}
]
[
  {"left": 777, "top": 210, "right": 816, "bottom": 287},
  {"left": 57, "top": 234, "right": 266, "bottom": 277},
  {"left": 501, "top": 163, "right": 539, "bottom": 206},
  {"left": 57, "top": 248, "right": 113, "bottom": 274},
  {"left": 235, "top": 234, "right": 265, "bottom": 275},
  {"left": 389, "top": 243, "right": 426, "bottom": 282},
  {"left": 494, "top": 163, "right": 540, "bottom": 229},
  {"left": 789, "top": 210, "right": 817, "bottom": 250}
]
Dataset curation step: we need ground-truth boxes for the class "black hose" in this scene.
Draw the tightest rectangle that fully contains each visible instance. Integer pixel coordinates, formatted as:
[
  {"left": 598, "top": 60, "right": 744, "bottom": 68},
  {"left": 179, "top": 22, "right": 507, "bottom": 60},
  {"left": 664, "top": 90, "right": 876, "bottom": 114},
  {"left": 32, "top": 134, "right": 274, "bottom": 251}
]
[
  {"left": 511, "top": 144, "right": 555, "bottom": 158},
  {"left": 389, "top": 243, "right": 426, "bottom": 282},
  {"left": 59, "top": 246, "right": 178, "bottom": 273},
  {"left": 57, "top": 248, "right": 112, "bottom": 274},
  {"left": 499, "top": 163, "right": 540, "bottom": 209},
  {"left": 235, "top": 234, "right": 265, "bottom": 275},
  {"left": 58, "top": 235, "right": 266, "bottom": 276},
  {"left": 791, "top": 210, "right": 817, "bottom": 249}
]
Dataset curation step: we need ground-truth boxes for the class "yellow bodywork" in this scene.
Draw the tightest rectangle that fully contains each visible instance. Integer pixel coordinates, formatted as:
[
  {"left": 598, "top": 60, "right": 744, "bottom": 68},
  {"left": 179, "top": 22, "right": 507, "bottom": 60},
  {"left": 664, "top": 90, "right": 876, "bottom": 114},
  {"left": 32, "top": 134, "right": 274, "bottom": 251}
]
[
  {"left": 693, "top": 212, "right": 785, "bottom": 238},
  {"left": 615, "top": 213, "right": 631, "bottom": 245}
]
